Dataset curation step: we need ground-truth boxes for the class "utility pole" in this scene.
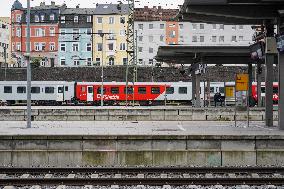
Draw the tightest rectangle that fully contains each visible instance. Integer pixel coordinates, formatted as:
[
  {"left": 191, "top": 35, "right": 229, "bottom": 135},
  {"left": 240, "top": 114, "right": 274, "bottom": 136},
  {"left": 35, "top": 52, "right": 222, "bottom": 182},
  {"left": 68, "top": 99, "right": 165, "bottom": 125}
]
[
  {"left": 26, "top": 0, "right": 32, "bottom": 128},
  {"left": 100, "top": 33, "right": 104, "bottom": 107},
  {"left": 125, "top": 0, "right": 135, "bottom": 106},
  {"left": 4, "top": 46, "right": 7, "bottom": 81}
]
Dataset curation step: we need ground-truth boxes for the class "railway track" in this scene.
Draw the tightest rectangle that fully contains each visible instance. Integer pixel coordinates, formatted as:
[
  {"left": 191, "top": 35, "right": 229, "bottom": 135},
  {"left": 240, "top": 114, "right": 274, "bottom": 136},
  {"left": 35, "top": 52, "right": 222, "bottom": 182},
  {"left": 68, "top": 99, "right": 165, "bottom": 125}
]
[{"left": 0, "top": 167, "right": 283, "bottom": 186}]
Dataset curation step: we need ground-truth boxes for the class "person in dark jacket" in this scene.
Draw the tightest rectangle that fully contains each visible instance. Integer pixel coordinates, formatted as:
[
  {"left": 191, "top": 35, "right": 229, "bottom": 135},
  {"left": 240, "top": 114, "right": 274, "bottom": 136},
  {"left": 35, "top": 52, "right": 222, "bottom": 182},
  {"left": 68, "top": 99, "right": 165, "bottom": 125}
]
[{"left": 214, "top": 92, "right": 222, "bottom": 107}]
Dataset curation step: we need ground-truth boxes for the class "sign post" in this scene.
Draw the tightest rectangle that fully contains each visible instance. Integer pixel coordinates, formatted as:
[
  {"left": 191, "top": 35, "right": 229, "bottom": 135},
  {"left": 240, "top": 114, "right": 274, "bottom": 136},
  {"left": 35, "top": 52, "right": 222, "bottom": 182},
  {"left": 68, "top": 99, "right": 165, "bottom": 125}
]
[{"left": 235, "top": 74, "right": 249, "bottom": 127}]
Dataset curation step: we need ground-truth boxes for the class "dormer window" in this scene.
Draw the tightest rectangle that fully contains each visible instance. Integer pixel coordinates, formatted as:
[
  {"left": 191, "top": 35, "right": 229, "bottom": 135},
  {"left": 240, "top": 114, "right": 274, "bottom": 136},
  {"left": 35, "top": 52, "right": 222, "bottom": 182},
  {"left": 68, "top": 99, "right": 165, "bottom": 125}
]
[
  {"left": 41, "top": 15, "right": 45, "bottom": 21},
  {"left": 34, "top": 15, "right": 39, "bottom": 22},
  {"left": 50, "top": 14, "right": 55, "bottom": 21}
]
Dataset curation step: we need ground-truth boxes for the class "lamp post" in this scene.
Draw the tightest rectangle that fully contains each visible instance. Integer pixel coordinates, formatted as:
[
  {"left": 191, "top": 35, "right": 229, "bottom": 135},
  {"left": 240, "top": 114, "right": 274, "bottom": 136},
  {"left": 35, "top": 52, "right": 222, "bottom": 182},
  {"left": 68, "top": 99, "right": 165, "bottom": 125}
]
[{"left": 26, "top": 0, "right": 32, "bottom": 128}]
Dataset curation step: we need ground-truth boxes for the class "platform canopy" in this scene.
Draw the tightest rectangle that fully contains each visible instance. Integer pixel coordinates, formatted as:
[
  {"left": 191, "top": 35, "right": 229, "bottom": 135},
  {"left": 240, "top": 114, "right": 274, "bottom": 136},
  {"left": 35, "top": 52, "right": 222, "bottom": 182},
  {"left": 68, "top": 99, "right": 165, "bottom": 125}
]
[
  {"left": 179, "top": 0, "right": 284, "bottom": 25},
  {"left": 156, "top": 45, "right": 252, "bottom": 65}
]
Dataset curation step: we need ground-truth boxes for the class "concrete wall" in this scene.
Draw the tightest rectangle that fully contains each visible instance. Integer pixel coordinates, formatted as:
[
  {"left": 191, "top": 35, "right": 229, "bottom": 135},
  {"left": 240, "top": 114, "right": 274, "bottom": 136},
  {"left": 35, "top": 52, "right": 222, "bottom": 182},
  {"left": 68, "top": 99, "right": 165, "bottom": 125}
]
[
  {"left": 0, "top": 135, "right": 283, "bottom": 167},
  {"left": 0, "top": 107, "right": 275, "bottom": 121}
]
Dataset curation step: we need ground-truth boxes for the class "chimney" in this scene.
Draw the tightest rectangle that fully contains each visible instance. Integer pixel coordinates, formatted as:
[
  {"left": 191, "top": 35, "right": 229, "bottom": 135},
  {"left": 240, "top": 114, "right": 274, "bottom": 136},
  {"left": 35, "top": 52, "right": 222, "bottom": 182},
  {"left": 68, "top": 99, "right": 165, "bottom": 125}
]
[
  {"left": 76, "top": 4, "right": 80, "bottom": 8},
  {"left": 158, "top": 6, "right": 162, "bottom": 10},
  {"left": 40, "top": 2, "right": 45, "bottom": 6},
  {"left": 51, "top": 1, "right": 55, "bottom": 6},
  {"left": 153, "top": 6, "right": 157, "bottom": 9}
]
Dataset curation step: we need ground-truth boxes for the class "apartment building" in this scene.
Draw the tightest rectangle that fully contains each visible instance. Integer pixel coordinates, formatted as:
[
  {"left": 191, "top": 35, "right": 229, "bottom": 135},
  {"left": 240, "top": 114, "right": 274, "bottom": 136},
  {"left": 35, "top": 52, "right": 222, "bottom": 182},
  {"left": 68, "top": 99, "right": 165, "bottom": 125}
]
[
  {"left": 93, "top": 4, "right": 129, "bottom": 66},
  {"left": 58, "top": 7, "right": 95, "bottom": 67},
  {"left": 11, "top": 0, "right": 61, "bottom": 67}
]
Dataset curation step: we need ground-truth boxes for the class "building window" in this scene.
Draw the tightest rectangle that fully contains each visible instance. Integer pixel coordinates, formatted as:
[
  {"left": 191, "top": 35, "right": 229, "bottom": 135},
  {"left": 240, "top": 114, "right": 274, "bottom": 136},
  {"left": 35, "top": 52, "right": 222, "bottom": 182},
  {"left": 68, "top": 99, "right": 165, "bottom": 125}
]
[
  {"left": 138, "top": 47, "right": 143, "bottom": 53},
  {"left": 212, "top": 24, "right": 217, "bottom": 30},
  {"left": 192, "top": 36, "right": 197, "bottom": 42},
  {"left": 149, "top": 59, "right": 153, "bottom": 65},
  {"left": 74, "top": 60, "right": 80, "bottom": 66},
  {"left": 87, "top": 43, "right": 92, "bottom": 51},
  {"left": 231, "top": 36, "right": 237, "bottom": 42},
  {"left": 239, "top": 36, "right": 244, "bottom": 41},
  {"left": 50, "top": 14, "right": 55, "bottom": 21},
  {"left": 232, "top": 25, "right": 237, "bottom": 30},
  {"left": 120, "top": 17, "right": 125, "bottom": 24},
  {"left": 60, "top": 29, "right": 66, "bottom": 36},
  {"left": 60, "top": 43, "right": 66, "bottom": 52},
  {"left": 60, "top": 58, "right": 66, "bottom": 66},
  {"left": 4, "top": 86, "right": 12, "bottom": 93},
  {"left": 73, "top": 29, "right": 80, "bottom": 40},
  {"left": 149, "top": 48, "right": 154, "bottom": 53},
  {"left": 40, "top": 15, "right": 45, "bottom": 22},
  {"left": 97, "top": 43, "right": 102, "bottom": 51},
  {"left": 41, "top": 43, "right": 46, "bottom": 51},
  {"left": 138, "top": 24, "right": 143, "bottom": 30},
  {"left": 35, "top": 15, "right": 39, "bottom": 22},
  {"left": 138, "top": 36, "right": 143, "bottom": 42},
  {"left": 17, "top": 87, "right": 26, "bottom": 94},
  {"left": 169, "top": 24, "right": 175, "bottom": 28},
  {"left": 120, "top": 30, "right": 126, "bottom": 36},
  {"left": 160, "top": 24, "right": 165, "bottom": 29},
  {"left": 16, "top": 28, "right": 21, "bottom": 37},
  {"left": 109, "top": 17, "right": 115, "bottom": 24},
  {"left": 97, "top": 17, "right": 103, "bottom": 23},
  {"left": 35, "top": 28, "right": 45, "bottom": 37},
  {"left": 169, "top": 31, "right": 176, "bottom": 38},
  {"left": 109, "top": 57, "right": 114, "bottom": 65},
  {"left": 74, "top": 16, "right": 79, "bottom": 23},
  {"left": 50, "top": 43, "right": 55, "bottom": 51},
  {"left": 219, "top": 36, "right": 225, "bottom": 42},
  {"left": 149, "top": 24, "right": 154, "bottom": 29},
  {"left": 86, "top": 28, "right": 92, "bottom": 35},
  {"left": 138, "top": 59, "right": 143, "bottom": 65},
  {"left": 60, "top": 16, "right": 65, "bottom": 23},
  {"left": 212, "top": 36, "right": 217, "bottom": 42},
  {"left": 123, "top": 58, "right": 128, "bottom": 65},
  {"left": 120, "top": 43, "right": 126, "bottom": 51},
  {"left": 239, "top": 25, "right": 244, "bottom": 30},
  {"left": 72, "top": 43, "right": 79, "bottom": 52},
  {"left": 108, "top": 43, "right": 114, "bottom": 51},
  {"left": 179, "top": 24, "right": 184, "bottom": 29},
  {"left": 219, "top": 24, "right": 224, "bottom": 30},
  {"left": 16, "top": 43, "right": 21, "bottom": 51},
  {"left": 160, "top": 35, "right": 164, "bottom": 42},
  {"left": 50, "top": 27, "right": 55, "bottom": 36},
  {"left": 200, "top": 24, "right": 204, "bottom": 29},
  {"left": 200, "top": 36, "right": 205, "bottom": 42},
  {"left": 149, "top": 36, "right": 154, "bottom": 42},
  {"left": 95, "top": 58, "right": 101, "bottom": 66},
  {"left": 16, "top": 15, "right": 21, "bottom": 23},
  {"left": 87, "top": 58, "right": 92, "bottom": 66},
  {"left": 192, "top": 23, "right": 197, "bottom": 30},
  {"left": 87, "top": 16, "right": 92, "bottom": 23}
]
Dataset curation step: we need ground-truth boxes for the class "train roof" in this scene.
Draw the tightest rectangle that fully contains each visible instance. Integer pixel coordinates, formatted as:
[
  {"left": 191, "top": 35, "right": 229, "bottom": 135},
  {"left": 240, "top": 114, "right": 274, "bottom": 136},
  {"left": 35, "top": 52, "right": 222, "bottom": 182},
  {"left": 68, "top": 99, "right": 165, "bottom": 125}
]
[{"left": 0, "top": 81, "right": 75, "bottom": 85}]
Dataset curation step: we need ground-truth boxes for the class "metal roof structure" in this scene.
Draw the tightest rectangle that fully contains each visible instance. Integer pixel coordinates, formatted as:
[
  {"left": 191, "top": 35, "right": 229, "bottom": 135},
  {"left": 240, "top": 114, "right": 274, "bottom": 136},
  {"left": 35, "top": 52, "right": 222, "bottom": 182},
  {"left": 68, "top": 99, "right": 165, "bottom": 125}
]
[
  {"left": 178, "top": 0, "right": 284, "bottom": 25},
  {"left": 94, "top": 4, "right": 130, "bottom": 15},
  {"left": 156, "top": 45, "right": 252, "bottom": 65}
]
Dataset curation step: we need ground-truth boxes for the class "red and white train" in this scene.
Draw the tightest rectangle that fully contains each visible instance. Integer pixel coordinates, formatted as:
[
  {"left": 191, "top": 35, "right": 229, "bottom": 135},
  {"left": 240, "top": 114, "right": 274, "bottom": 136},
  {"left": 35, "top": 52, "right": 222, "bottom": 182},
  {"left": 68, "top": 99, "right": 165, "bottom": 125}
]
[{"left": 0, "top": 81, "right": 279, "bottom": 106}]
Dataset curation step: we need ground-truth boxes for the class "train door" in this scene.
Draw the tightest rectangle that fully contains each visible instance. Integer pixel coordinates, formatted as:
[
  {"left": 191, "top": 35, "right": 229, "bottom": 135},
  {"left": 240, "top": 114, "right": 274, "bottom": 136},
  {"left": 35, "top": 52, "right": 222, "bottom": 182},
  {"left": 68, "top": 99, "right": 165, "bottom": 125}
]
[
  {"left": 87, "top": 86, "right": 94, "bottom": 102},
  {"left": 57, "top": 85, "right": 64, "bottom": 102}
]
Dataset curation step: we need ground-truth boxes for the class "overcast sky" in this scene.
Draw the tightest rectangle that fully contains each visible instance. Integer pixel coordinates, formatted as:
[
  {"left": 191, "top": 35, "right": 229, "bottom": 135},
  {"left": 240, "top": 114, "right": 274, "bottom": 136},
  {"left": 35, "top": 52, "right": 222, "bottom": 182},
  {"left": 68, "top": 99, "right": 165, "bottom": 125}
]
[{"left": 1, "top": 0, "right": 183, "bottom": 17}]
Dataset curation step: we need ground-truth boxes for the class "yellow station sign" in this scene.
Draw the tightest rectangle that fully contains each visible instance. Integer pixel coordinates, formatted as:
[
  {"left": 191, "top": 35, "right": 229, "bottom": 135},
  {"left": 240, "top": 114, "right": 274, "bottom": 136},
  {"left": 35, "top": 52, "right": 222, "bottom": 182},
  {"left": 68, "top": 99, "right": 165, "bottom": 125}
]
[{"left": 236, "top": 74, "right": 249, "bottom": 91}]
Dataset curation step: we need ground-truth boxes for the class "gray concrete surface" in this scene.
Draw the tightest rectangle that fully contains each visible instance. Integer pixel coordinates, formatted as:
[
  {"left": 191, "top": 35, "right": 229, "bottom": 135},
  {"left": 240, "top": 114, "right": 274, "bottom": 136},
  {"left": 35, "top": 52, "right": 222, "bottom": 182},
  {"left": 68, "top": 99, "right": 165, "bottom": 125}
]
[{"left": 0, "top": 121, "right": 283, "bottom": 167}]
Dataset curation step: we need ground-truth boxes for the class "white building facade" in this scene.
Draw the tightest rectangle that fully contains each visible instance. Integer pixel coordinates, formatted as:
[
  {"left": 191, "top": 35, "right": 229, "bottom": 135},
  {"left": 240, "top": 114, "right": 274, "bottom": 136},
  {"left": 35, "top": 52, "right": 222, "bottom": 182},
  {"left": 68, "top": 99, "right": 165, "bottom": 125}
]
[{"left": 0, "top": 18, "right": 11, "bottom": 67}]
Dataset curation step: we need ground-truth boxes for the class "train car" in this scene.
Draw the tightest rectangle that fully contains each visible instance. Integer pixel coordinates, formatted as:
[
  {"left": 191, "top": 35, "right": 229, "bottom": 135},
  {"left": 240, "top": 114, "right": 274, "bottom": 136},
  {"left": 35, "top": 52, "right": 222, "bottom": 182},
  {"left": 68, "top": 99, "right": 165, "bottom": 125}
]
[
  {"left": 0, "top": 81, "right": 75, "bottom": 105},
  {"left": 251, "top": 82, "right": 279, "bottom": 104},
  {"left": 75, "top": 82, "right": 201, "bottom": 105}
]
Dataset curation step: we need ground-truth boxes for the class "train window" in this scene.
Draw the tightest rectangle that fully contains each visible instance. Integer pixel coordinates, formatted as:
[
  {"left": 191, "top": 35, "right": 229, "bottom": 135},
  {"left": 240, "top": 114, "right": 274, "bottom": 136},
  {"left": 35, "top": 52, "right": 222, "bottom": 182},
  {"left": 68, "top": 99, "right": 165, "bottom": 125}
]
[
  {"left": 97, "top": 87, "right": 106, "bottom": 94},
  {"left": 219, "top": 87, "right": 225, "bottom": 94},
  {"left": 124, "top": 87, "right": 133, "bottom": 94},
  {"left": 17, "top": 87, "right": 26, "bottom": 94},
  {"left": 138, "top": 87, "right": 146, "bottom": 94},
  {"left": 4, "top": 86, "right": 12, "bottom": 93},
  {"left": 65, "top": 86, "right": 69, "bottom": 91},
  {"left": 179, "top": 87, "right": 187, "bottom": 94},
  {"left": 273, "top": 87, "right": 278, "bottom": 94},
  {"left": 88, "top": 87, "right": 93, "bottom": 94},
  {"left": 31, "top": 87, "right": 40, "bottom": 94},
  {"left": 45, "top": 87, "right": 54, "bottom": 94},
  {"left": 210, "top": 87, "right": 215, "bottom": 93},
  {"left": 111, "top": 87, "right": 119, "bottom": 94},
  {"left": 58, "top": 87, "right": 64, "bottom": 94},
  {"left": 261, "top": 87, "right": 265, "bottom": 93},
  {"left": 166, "top": 87, "right": 174, "bottom": 94},
  {"left": 81, "top": 86, "right": 86, "bottom": 93},
  {"left": 151, "top": 87, "right": 160, "bottom": 94}
]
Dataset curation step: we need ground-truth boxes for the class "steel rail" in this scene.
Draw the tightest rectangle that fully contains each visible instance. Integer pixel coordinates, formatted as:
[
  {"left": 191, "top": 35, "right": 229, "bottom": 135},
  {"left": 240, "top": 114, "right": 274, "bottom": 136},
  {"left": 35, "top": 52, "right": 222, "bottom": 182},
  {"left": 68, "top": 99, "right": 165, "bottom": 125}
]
[
  {"left": 0, "top": 167, "right": 284, "bottom": 174},
  {"left": 0, "top": 177, "right": 284, "bottom": 186}
]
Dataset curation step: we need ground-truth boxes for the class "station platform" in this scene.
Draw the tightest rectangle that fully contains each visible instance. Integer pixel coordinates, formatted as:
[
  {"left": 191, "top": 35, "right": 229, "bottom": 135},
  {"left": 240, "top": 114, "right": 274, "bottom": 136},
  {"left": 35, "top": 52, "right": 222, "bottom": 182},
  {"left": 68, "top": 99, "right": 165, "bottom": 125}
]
[{"left": 0, "top": 121, "right": 284, "bottom": 168}]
